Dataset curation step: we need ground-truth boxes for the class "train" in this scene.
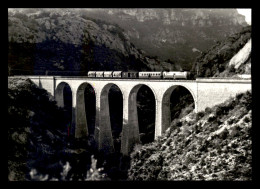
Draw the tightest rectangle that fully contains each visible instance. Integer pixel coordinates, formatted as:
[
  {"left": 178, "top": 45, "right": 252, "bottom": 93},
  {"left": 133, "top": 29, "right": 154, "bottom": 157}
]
[{"left": 87, "top": 71, "right": 190, "bottom": 79}]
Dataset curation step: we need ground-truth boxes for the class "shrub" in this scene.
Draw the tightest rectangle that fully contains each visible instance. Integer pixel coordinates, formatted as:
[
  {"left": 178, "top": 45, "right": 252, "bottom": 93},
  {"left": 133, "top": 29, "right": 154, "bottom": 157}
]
[
  {"left": 208, "top": 114, "right": 216, "bottom": 122},
  {"left": 243, "top": 116, "right": 250, "bottom": 123},
  {"left": 228, "top": 100, "right": 236, "bottom": 110},
  {"left": 85, "top": 155, "right": 108, "bottom": 180},
  {"left": 176, "top": 121, "right": 182, "bottom": 127},
  {"left": 228, "top": 65, "right": 236, "bottom": 73},
  {"left": 228, "top": 118, "right": 235, "bottom": 125},
  {"left": 196, "top": 111, "right": 205, "bottom": 120},
  {"left": 217, "top": 119, "right": 223, "bottom": 125},
  {"left": 219, "top": 128, "right": 228, "bottom": 139},
  {"left": 235, "top": 93, "right": 244, "bottom": 100},
  {"left": 216, "top": 106, "right": 223, "bottom": 116},
  {"left": 237, "top": 108, "right": 248, "bottom": 119},
  {"left": 194, "top": 125, "right": 201, "bottom": 134},
  {"left": 205, "top": 107, "right": 212, "bottom": 114},
  {"left": 209, "top": 122, "right": 219, "bottom": 132},
  {"left": 130, "top": 144, "right": 143, "bottom": 159}
]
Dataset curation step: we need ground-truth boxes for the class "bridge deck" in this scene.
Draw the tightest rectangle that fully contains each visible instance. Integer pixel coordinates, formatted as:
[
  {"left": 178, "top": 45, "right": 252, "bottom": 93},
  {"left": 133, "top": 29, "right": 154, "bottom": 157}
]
[{"left": 11, "top": 75, "right": 251, "bottom": 83}]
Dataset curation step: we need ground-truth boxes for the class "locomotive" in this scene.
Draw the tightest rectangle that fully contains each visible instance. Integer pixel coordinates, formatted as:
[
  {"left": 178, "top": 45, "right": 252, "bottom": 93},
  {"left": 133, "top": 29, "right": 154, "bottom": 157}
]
[{"left": 87, "top": 71, "right": 190, "bottom": 79}]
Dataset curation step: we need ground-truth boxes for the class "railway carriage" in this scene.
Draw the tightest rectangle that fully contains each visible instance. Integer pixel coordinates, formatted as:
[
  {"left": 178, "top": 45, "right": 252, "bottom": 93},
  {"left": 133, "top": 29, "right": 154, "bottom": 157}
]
[
  {"left": 88, "top": 71, "right": 96, "bottom": 77},
  {"left": 104, "top": 71, "right": 113, "bottom": 78},
  {"left": 163, "top": 71, "right": 174, "bottom": 79},
  {"left": 173, "top": 71, "right": 189, "bottom": 79},
  {"left": 113, "top": 71, "right": 122, "bottom": 78},
  {"left": 122, "top": 72, "right": 128, "bottom": 78},
  {"left": 139, "top": 72, "right": 162, "bottom": 79},
  {"left": 122, "top": 72, "right": 139, "bottom": 78},
  {"left": 95, "top": 71, "right": 104, "bottom": 78},
  {"left": 129, "top": 72, "right": 139, "bottom": 78},
  {"left": 162, "top": 71, "right": 190, "bottom": 79}
]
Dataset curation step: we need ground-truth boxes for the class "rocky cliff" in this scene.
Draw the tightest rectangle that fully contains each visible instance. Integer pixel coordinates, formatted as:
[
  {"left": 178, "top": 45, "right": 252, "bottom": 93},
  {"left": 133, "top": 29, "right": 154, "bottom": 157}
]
[
  {"left": 8, "top": 9, "right": 173, "bottom": 75},
  {"left": 71, "top": 8, "right": 248, "bottom": 69},
  {"left": 226, "top": 38, "right": 251, "bottom": 76},
  {"left": 8, "top": 8, "right": 248, "bottom": 74},
  {"left": 190, "top": 25, "right": 251, "bottom": 78}
]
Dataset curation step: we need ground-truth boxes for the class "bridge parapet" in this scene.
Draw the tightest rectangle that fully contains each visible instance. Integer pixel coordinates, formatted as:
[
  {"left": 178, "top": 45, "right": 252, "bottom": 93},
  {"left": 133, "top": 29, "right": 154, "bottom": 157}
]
[
  {"left": 196, "top": 77, "right": 251, "bottom": 112},
  {"left": 196, "top": 77, "right": 251, "bottom": 83}
]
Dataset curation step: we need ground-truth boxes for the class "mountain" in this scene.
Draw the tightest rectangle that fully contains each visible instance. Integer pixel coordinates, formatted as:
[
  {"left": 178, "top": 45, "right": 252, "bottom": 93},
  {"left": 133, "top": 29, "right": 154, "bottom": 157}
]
[
  {"left": 190, "top": 25, "right": 251, "bottom": 78},
  {"left": 128, "top": 90, "right": 252, "bottom": 180},
  {"left": 67, "top": 8, "right": 248, "bottom": 70},
  {"left": 8, "top": 9, "right": 175, "bottom": 76},
  {"left": 8, "top": 8, "right": 248, "bottom": 74}
]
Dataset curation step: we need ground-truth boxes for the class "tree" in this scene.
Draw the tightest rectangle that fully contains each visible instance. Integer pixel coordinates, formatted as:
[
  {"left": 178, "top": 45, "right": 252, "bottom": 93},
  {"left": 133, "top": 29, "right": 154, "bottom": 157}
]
[
  {"left": 205, "top": 68, "right": 211, "bottom": 77},
  {"left": 228, "top": 65, "right": 236, "bottom": 73}
]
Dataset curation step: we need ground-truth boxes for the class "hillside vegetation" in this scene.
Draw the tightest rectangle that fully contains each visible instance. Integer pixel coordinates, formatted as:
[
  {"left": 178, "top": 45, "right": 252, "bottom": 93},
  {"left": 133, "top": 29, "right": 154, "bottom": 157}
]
[
  {"left": 128, "top": 91, "right": 252, "bottom": 180},
  {"left": 8, "top": 77, "right": 67, "bottom": 180},
  {"left": 68, "top": 8, "right": 247, "bottom": 69},
  {"left": 8, "top": 9, "right": 248, "bottom": 74},
  {"left": 8, "top": 77, "right": 108, "bottom": 181},
  {"left": 191, "top": 26, "right": 251, "bottom": 78},
  {"left": 8, "top": 9, "right": 174, "bottom": 76}
]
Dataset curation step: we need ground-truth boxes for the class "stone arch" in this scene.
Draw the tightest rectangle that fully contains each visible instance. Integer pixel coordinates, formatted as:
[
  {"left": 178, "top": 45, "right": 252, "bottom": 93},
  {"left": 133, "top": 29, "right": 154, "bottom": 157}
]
[
  {"left": 75, "top": 82, "right": 96, "bottom": 139},
  {"left": 161, "top": 84, "right": 196, "bottom": 133},
  {"left": 127, "top": 84, "right": 156, "bottom": 149},
  {"left": 130, "top": 83, "right": 158, "bottom": 101},
  {"left": 99, "top": 83, "right": 124, "bottom": 153},
  {"left": 55, "top": 82, "right": 73, "bottom": 136},
  {"left": 100, "top": 83, "right": 124, "bottom": 98},
  {"left": 55, "top": 82, "right": 72, "bottom": 108}
]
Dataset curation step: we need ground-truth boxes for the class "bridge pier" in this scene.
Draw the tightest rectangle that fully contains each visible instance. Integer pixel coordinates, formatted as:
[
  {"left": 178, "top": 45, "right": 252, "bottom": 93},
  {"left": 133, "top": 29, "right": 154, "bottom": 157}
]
[
  {"left": 75, "top": 88, "right": 88, "bottom": 138},
  {"left": 121, "top": 88, "right": 141, "bottom": 155},
  {"left": 159, "top": 87, "right": 177, "bottom": 135},
  {"left": 71, "top": 90, "right": 77, "bottom": 138},
  {"left": 155, "top": 98, "right": 172, "bottom": 139},
  {"left": 94, "top": 86, "right": 115, "bottom": 154},
  {"left": 94, "top": 92, "right": 101, "bottom": 151},
  {"left": 55, "top": 82, "right": 65, "bottom": 108},
  {"left": 155, "top": 99, "right": 163, "bottom": 138}
]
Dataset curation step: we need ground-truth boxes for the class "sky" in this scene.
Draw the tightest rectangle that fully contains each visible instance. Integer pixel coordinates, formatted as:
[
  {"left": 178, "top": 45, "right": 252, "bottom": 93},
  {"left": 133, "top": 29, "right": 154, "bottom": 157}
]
[{"left": 237, "top": 9, "right": 251, "bottom": 25}]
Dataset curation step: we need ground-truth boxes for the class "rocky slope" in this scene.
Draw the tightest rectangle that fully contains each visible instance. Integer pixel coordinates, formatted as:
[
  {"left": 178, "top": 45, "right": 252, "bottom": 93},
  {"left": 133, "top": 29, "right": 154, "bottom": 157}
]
[
  {"left": 190, "top": 25, "right": 251, "bottom": 78},
  {"left": 225, "top": 38, "right": 251, "bottom": 77},
  {"left": 8, "top": 9, "right": 172, "bottom": 76},
  {"left": 8, "top": 8, "right": 248, "bottom": 74},
  {"left": 70, "top": 8, "right": 248, "bottom": 69},
  {"left": 8, "top": 77, "right": 108, "bottom": 181},
  {"left": 8, "top": 77, "right": 66, "bottom": 180},
  {"left": 128, "top": 91, "right": 252, "bottom": 180}
]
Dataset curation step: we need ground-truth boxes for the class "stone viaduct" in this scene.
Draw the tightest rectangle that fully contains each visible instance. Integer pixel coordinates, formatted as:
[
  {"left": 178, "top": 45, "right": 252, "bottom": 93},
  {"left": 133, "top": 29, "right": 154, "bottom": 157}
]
[{"left": 14, "top": 76, "right": 251, "bottom": 155}]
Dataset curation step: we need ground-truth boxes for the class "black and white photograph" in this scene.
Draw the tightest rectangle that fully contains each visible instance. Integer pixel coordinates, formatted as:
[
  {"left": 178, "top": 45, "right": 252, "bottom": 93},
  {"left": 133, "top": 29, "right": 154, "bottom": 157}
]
[{"left": 7, "top": 8, "right": 252, "bottom": 181}]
